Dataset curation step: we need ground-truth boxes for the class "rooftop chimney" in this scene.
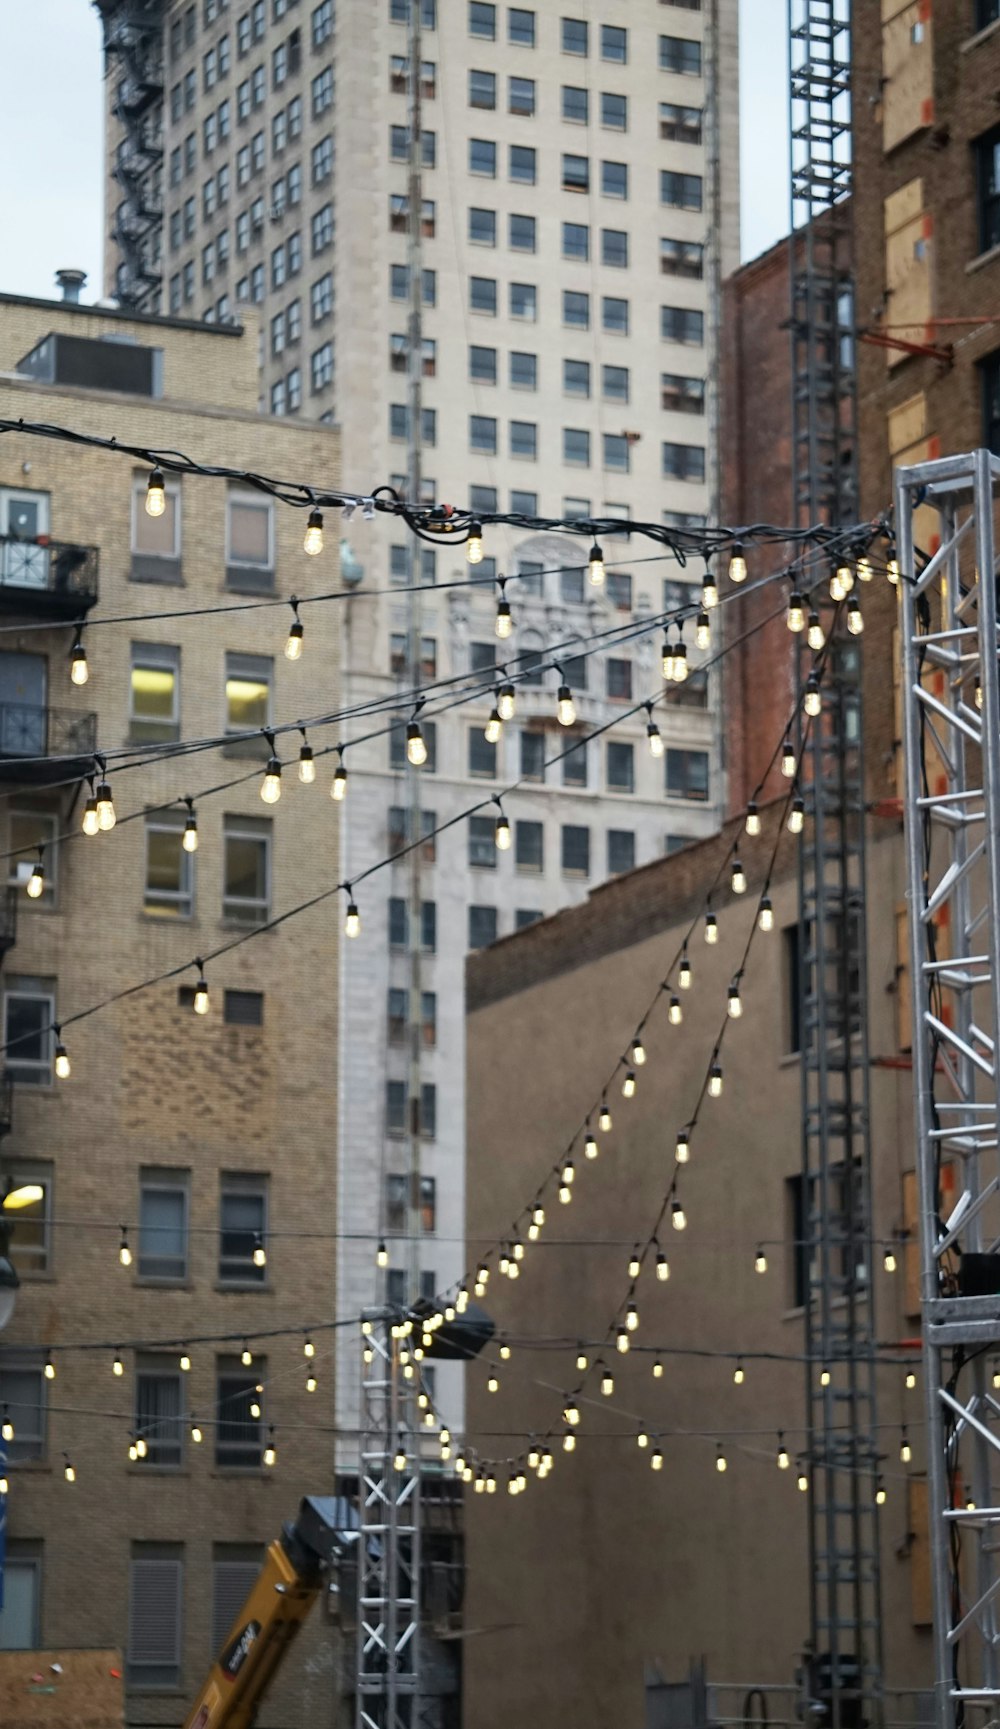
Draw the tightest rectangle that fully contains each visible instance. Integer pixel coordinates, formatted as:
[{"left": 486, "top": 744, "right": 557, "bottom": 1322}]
[{"left": 55, "top": 269, "right": 87, "bottom": 305}]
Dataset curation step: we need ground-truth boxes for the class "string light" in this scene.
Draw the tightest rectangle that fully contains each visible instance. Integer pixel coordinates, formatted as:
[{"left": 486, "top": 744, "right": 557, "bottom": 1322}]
[
  {"left": 564, "top": 1399, "right": 580, "bottom": 1427},
  {"left": 297, "top": 732, "right": 316, "bottom": 783},
  {"left": 653, "top": 1357, "right": 664, "bottom": 1379},
  {"left": 900, "top": 1428, "right": 911, "bottom": 1464},
  {"left": 616, "top": 1326, "right": 630, "bottom": 1354},
  {"left": 787, "top": 796, "right": 805, "bottom": 835},
  {"left": 0, "top": 1410, "right": 12, "bottom": 1441},
  {"left": 622, "top": 1069, "right": 636, "bottom": 1099},
  {"left": 857, "top": 555, "right": 873, "bottom": 583},
  {"left": 905, "top": 1370, "right": 917, "bottom": 1390},
  {"left": 646, "top": 704, "right": 664, "bottom": 758},
  {"left": 487, "top": 1368, "right": 500, "bottom": 1393},
  {"left": 285, "top": 600, "right": 305, "bottom": 659},
  {"left": 631, "top": 1037, "right": 646, "bottom": 1067},
  {"left": 344, "top": 890, "right": 361, "bottom": 939},
  {"left": 182, "top": 798, "right": 199, "bottom": 851},
  {"left": 875, "top": 1478, "right": 886, "bottom": 1506},
  {"left": 563, "top": 1431, "right": 576, "bottom": 1453},
  {"left": 716, "top": 1443, "right": 727, "bottom": 1473},
  {"left": 561, "top": 1156, "right": 575, "bottom": 1187},
  {"left": 95, "top": 777, "right": 116, "bottom": 832},
  {"left": 599, "top": 1098, "right": 612, "bottom": 1133},
  {"left": 63, "top": 1455, "right": 76, "bottom": 1483},
  {"left": 495, "top": 578, "right": 513, "bottom": 639},
  {"left": 847, "top": 594, "right": 864, "bottom": 636},
  {"left": 701, "top": 565, "right": 719, "bottom": 610},
  {"left": 679, "top": 948, "right": 692, "bottom": 990},
  {"left": 781, "top": 737, "right": 796, "bottom": 778},
  {"left": 668, "top": 993, "right": 682, "bottom": 1026},
  {"left": 797, "top": 1462, "right": 809, "bottom": 1492},
  {"left": 585, "top": 1125, "right": 599, "bottom": 1160},
  {"left": 695, "top": 610, "right": 711, "bottom": 650},
  {"left": 758, "top": 896, "right": 774, "bottom": 933},
  {"left": 556, "top": 674, "right": 576, "bottom": 727},
  {"left": 661, "top": 630, "right": 676, "bottom": 683},
  {"left": 675, "top": 1129, "right": 690, "bottom": 1164},
  {"left": 306, "top": 1370, "right": 318, "bottom": 1393},
  {"left": 179, "top": 1350, "right": 191, "bottom": 1372},
  {"left": 260, "top": 743, "right": 283, "bottom": 803},
  {"left": 303, "top": 507, "right": 324, "bottom": 556},
  {"left": 193, "top": 966, "right": 210, "bottom": 1014},
  {"left": 655, "top": 1246, "right": 670, "bottom": 1281},
  {"left": 54, "top": 1031, "right": 70, "bottom": 1080},
  {"left": 628, "top": 1246, "right": 641, "bottom": 1279},
  {"left": 494, "top": 805, "right": 512, "bottom": 851},
  {"left": 82, "top": 793, "right": 99, "bottom": 835},
  {"left": 729, "top": 543, "right": 747, "bottom": 584},
  {"left": 754, "top": 1246, "right": 767, "bottom": 1274},
  {"left": 587, "top": 541, "right": 605, "bottom": 587},
  {"left": 671, "top": 1201, "right": 687, "bottom": 1231},
  {"left": 745, "top": 801, "right": 761, "bottom": 837},
  {"left": 731, "top": 858, "right": 747, "bottom": 894},
  {"left": 786, "top": 590, "right": 805, "bottom": 633},
  {"left": 625, "top": 1301, "right": 639, "bottom": 1332},
  {"left": 803, "top": 673, "right": 822, "bottom": 717},
  {"left": 777, "top": 1433, "right": 790, "bottom": 1470},
  {"left": 637, "top": 1428, "right": 649, "bottom": 1450},
  {"left": 466, "top": 519, "right": 484, "bottom": 564},
  {"left": 119, "top": 1227, "right": 132, "bottom": 1268},
  {"left": 252, "top": 1233, "right": 267, "bottom": 1269},
  {"left": 331, "top": 750, "right": 348, "bottom": 801},
  {"left": 263, "top": 1427, "right": 277, "bottom": 1468},
  {"left": 883, "top": 1246, "right": 897, "bottom": 1273},
  {"left": 733, "top": 1359, "right": 744, "bottom": 1385},
  {"left": 601, "top": 1364, "right": 614, "bottom": 1397},
  {"left": 651, "top": 1447, "right": 664, "bottom": 1472},
  {"left": 406, "top": 716, "right": 428, "bottom": 765},
  {"left": 704, "top": 910, "right": 718, "bottom": 945},
  {"left": 887, "top": 554, "right": 901, "bottom": 585},
  {"left": 820, "top": 1365, "right": 831, "bottom": 1387},
  {"left": 830, "top": 561, "right": 852, "bottom": 602},
  {"left": 145, "top": 467, "right": 166, "bottom": 516},
  {"left": 191, "top": 1418, "right": 203, "bottom": 1444},
  {"left": 727, "top": 979, "right": 743, "bottom": 1019},
  {"left": 497, "top": 679, "right": 516, "bottom": 722},
  {"left": 484, "top": 705, "right": 503, "bottom": 745},
  {"left": 44, "top": 1354, "right": 55, "bottom": 1381},
  {"left": 376, "top": 1240, "right": 388, "bottom": 1269},
  {"left": 708, "top": 1063, "right": 723, "bottom": 1097},
  {"left": 576, "top": 1348, "right": 589, "bottom": 1372},
  {"left": 672, "top": 633, "right": 689, "bottom": 683},
  {"left": 807, "top": 610, "right": 825, "bottom": 651}
]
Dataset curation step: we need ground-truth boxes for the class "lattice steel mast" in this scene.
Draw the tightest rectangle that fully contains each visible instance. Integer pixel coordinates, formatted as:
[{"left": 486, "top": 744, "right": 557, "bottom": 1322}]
[
  {"left": 789, "top": 6, "right": 883, "bottom": 1723},
  {"left": 897, "top": 449, "right": 1000, "bottom": 1729},
  {"left": 357, "top": 1311, "right": 422, "bottom": 1729},
  {"left": 93, "top": 1, "right": 167, "bottom": 313}
]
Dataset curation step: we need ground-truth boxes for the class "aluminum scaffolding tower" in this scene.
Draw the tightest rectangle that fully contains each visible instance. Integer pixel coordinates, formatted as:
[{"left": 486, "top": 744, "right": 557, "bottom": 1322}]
[
  {"left": 94, "top": 0, "right": 167, "bottom": 314},
  {"left": 789, "top": 5, "right": 883, "bottom": 1722},
  {"left": 357, "top": 1312, "right": 422, "bottom": 1729},
  {"left": 897, "top": 449, "right": 1000, "bottom": 1729}
]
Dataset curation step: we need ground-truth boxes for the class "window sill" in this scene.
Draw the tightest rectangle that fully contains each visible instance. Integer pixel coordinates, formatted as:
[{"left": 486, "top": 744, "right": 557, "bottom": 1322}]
[
  {"left": 134, "top": 1277, "right": 195, "bottom": 1290},
  {"left": 128, "top": 1465, "right": 187, "bottom": 1476},
  {"left": 966, "top": 241, "right": 1000, "bottom": 276},
  {"left": 225, "top": 567, "right": 276, "bottom": 594},
  {"left": 213, "top": 1279, "right": 272, "bottom": 1293},
  {"left": 962, "top": 17, "right": 1000, "bottom": 53},
  {"left": 220, "top": 916, "right": 273, "bottom": 932}
]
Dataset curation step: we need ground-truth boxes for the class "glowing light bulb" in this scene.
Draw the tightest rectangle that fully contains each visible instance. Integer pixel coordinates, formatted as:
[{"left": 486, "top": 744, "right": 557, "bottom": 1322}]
[
  {"left": 285, "top": 618, "right": 304, "bottom": 660},
  {"left": 261, "top": 756, "right": 282, "bottom": 803},
  {"left": 495, "top": 813, "right": 512, "bottom": 850},
  {"left": 729, "top": 543, "right": 747, "bottom": 585},
  {"left": 777, "top": 1436, "right": 789, "bottom": 1470},
  {"left": 487, "top": 1369, "right": 500, "bottom": 1393},
  {"left": 112, "top": 1356, "right": 123, "bottom": 1379},
  {"left": 191, "top": 1421, "right": 203, "bottom": 1444},
  {"left": 803, "top": 677, "right": 822, "bottom": 718},
  {"left": 622, "top": 1069, "right": 636, "bottom": 1099},
  {"left": 561, "top": 1158, "right": 575, "bottom": 1186},
  {"left": 577, "top": 1349, "right": 589, "bottom": 1372},
  {"left": 484, "top": 709, "right": 503, "bottom": 744},
  {"left": 637, "top": 1429, "right": 649, "bottom": 1450},
  {"left": 708, "top": 1064, "right": 723, "bottom": 1097},
  {"left": 563, "top": 1432, "right": 576, "bottom": 1453},
  {"left": 556, "top": 684, "right": 576, "bottom": 726},
  {"left": 376, "top": 1240, "right": 388, "bottom": 1269},
  {"left": 656, "top": 1250, "right": 669, "bottom": 1281},
  {"left": 96, "top": 780, "right": 116, "bottom": 832},
  {"left": 733, "top": 1360, "right": 744, "bottom": 1385},
  {"left": 559, "top": 1183, "right": 572, "bottom": 1204},
  {"left": 702, "top": 571, "right": 718, "bottom": 610},
  {"left": 716, "top": 1445, "right": 727, "bottom": 1473},
  {"left": 64, "top": 1458, "right": 76, "bottom": 1483},
  {"left": 807, "top": 611, "right": 825, "bottom": 652},
  {"left": 786, "top": 591, "right": 805, "bottom": 633},
  {"left": 675, "top": 1130, "right": 690, "bottom": 1164},
  {"left": 727, "top": 982, "right": 742, "bottom": 1019},
  {"left": 631, "top": 1037, "right": 646, "bottom": 1067},
  {"left": 651, "top": 1448, "right": 663, "bottom": 1471},
  {"left": 599, "top": 1101, "right": 612, "bottom": 1132},
  {"left": 54, "top": 1039, "right": 70, "bottom": 1079},
  {"left": 653, "top": 1358, "right": 664, "bottom": 1378},
  {"left": 136, "top": 1436, "right": 148, "bottom": 1459},
  {"left": 616, "top": 1327, "right": 629, "bottom": 1354},
  {"left": 797, "top": 1465, "right": 808, "bottom": 1492},
  {"left": 497, "top": 681, "right": 516, "bottom": 722},
  {"left": 857, "top": 556, "right": 873, "bottom": 583},
  {"left": 884, "top": 1247, "right": 897, "bottom": 1273},
  {"left": 662, "top": 636, "right": 676, "bottom": 682},
  {"left": 194, "top": 975, "right": 209, "bottom": 1015},
  {"left": 344, "top": 899, "right": 361, "bottom": 938},
  {"left": 647, "top": 716, "right": 664, "bottom": 757},
  {"left": 263, "top": 1434, "right": 276, "bottom": 1468},
  {"left": 900, "top": 1431, "right": 911, "bottom": 1464},
  {"left": 626, "top": 1302, "right": 639, "bottom": 1332},
  {"left": 587, "top": 541, "right": 605, "bottom": 586},
  {"left": 241, "top": 1344, "right": 252, "bottom": 1367},
  {"left": 179, "top": 1351, "right": 191, "bottom": 1372},
  {"left": 745, "top": 801, "right": 761, "bottom": 837},
  {"left": 82, "top": 797, "right": 99, "bottom": 835},
  {"left": 564, "top": 1399, "right": 580, "bottom": 1426},
  {"left": 755, "top": 1246, "right": 767, "bottom": 1274},
  {"left": 585, "top": 1129, "right": 599, "bottom": 1160},
  {"left": 673, "top": 641, "right": 689, "bottom": 683},
  {"left": 406, "top": 722, "right": 427, "bottom": 765},
  {"left": 128, "top": 1440, "right": 139, "bottom": 1461},
  {"left": 306, "top": 1371, "right": 318, "bottom": 1392},
  {"left": 466, "top": 520, "right": 484, "bottom": 564},
  {"left": 252, "top": 1235, "right": 266, "bottom": 1268},
  {"left": 820, "top": 1365, "right": 831, "bottom": 1387},
  {"left": 704, "top": 911, "right": 718, "bottom": 945},
  {"left": 787, "top": 796, "right": 805, "bottom": 835},
  {"left": 331, "top": 761, "right": 348, "bottom": 801},
  {"left": 758, "top": 897, "right": 774, "bottom": 933},
  {"left": 298, "top": 742, "right": 316, "bottom": 783},
  {"left": 145, "top": 468, "right": 166, "bottom": 516},
  {"left": 601, "top": 1367, "right": 614, "bottom": 1396},
  {"left": 44, "top": 1357, "right": 55, "bottom": 1381},
  {"left": 781, "top": 738, "right": 796, "bottom": 778},
  {"left": 495, "top": 598, "right": 513, "bottom": 639},
  {"left": 887, "top": 556, "right": 900, "bottom": 586},
  {"left": 671, "top": 1202, "right": 686, "bottom": 1231},
  {"left": 70, "top": 638, "right": 89, "bottom": 685},
  {"left": 679, "top": 951, "right": 692, "bottom": 990},
  {"left": 628, "top": 1248, "right": 641, "bottom": 1279},
  {"left": 668, "top": 994, "right": 682, "bottom": 1026},
  {"left": 847, "top": 594, "right": 864, "bottom": 636},
  {"left": 695, "top": 610, "right": 710, "bottom": 650},
  {"left": 119, "top": 1230, "right": 132, "bottom": 1267},
  {"left": 731, "top": 859, "right": 746, "bottom": 894},
  {"left": 303, "top": 507, "right": 324, "bottom": 555},
  {"left": 183, "top": 811, "right": 198, "bottom": 852},
  {"left": 875, "top": 1480, "right": 886, "bottom": 1506},
  {"left": 905, "top": 1371, "right": 917, "bottom": 1390}
]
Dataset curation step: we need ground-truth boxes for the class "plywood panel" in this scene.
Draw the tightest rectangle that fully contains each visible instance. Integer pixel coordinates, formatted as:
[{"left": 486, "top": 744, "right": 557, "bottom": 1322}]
[
  {"left": 908, "top": 1478, "right": 933, "bottom": 1626},
  {"left": 883, "top": 4, "right": 934, "bottom": 154},
  {"left": 0, "top": 1648, "right": 122, "bottom": 1729},
  {"left": 885, "top": 177, "right": 925, "bottom": 237},
  {"left": 888, "top": 394, "right": 927, "bottom": 458}
]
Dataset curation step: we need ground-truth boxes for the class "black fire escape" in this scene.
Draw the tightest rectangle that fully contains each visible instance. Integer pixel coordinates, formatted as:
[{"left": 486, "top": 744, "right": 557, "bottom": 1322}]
[{"left": 94, "top": 1, "right": 167, "bottom": 313}]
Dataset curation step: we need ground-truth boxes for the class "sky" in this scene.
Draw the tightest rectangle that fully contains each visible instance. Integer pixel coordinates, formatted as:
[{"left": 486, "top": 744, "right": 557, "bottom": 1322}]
[{"left": 0, "top": 0, "right": 790, "bottom": 305}]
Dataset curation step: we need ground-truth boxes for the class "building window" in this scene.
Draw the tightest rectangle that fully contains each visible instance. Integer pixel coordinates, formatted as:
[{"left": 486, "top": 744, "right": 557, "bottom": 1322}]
[
  {"left": 562, "top": 221, "right": 589, "bottom": 262},
  {"left": 607, "top": 740, "right": 635, "bottom": 792},
  {"left": 8, "top": 810, "right": 57, "bottom": 905},
  {"left": 666, "top": 747, "right": 709, "bottom": 802},
  {"left": 470, "top": 414, "right": 498, "bottom": 454},
  {"left": 469, "top": 904, "right": 498, "bottom": 949},
  {"left": 562, "top": 153, "right": 589, "bottom": 193},
  {"left": 562, "top": 16, "right": 588, "bottom": 54},
  {"left": 469, "top": 68, "right": 496, "bottom": 108},
  {"left": 223, "top": 815, "right": 271, "bottom": 924},
  {"left": 215, "top": 1356, "right": 264, "bottom": 1467},
  {"left": 662, "top": 441, "right": 706, "bottom": 483},
  {"left": 468, "top": 726, "right": 498, "bottom": 777},
  {"left": 509, "top": 144, "right": 536, "bottom": 183},
  {"left": 0, "top": 1358, "right": 46, "bottom": 1462},
  {"left": 602, "top": 296, "right": 629, "bottom": 334},
  {"left": 128, "top": 1546, "right": 184, "bottom": 1687},
  {"left": 387, "top": 898, "right": 437, "bottom": 952},
  {"left": 509, "top": 212, "right": 536, "bottom": 251},
  {"left": 469, "top": 0, "right": 496, "bottom": 35},
  {"left": 311, "top": 342, "right": 334, "bottom": 391},
  {"left": 135, "top": 1355, "right": 184, "bottom": 1467},
  {"left": 311, "top": 202, "right": 334, "bottom": 252},
  {"left": 311, "top": 271, "right": 334, "bottom": 321},
  {"left": 471, "top": 275, "right": 498, "bottom": 315},
  {"left": 509, "top": 75, "right": 535, "bottom": 115},
  {"left": 5, "top": 1161, "right": 52, "bottom": 1276},
  {"left": 469, "top": 813, "right": 497, "bottom": 868},
  {"left": 563, "top": 426, "right": 591, "bottom": 466},
  {"left": 225, "top": 652, "right": 271, "bottom": 739},
  {"left": 509, "top": 7, "right": 535, "bottom": 45},
  {"left": 469, "top": 206, "right": 497, "bottom": 245},
  {"left": 226, "top": 493, "right": 274, "bottom": 587},
  {"left": 145, "top": 812, "right": 194, "bottom": 919},
  {"left": 662, "top": 373, "right": 706, "bottom": 415},
  {"left": 510, "top": 418, "right": 538, "bottom": 457},
  {"left": 515, "top": 819, "right": 543, "bottom": 872},
  {"left": 604, "top": 433, "right": 630, "bottom": 472},
  {"left": 661, "top": 238, "right": 705, "bottom": 280},
  {"left": 312, "top": 0, "right": 333, "bottom": 46},
  {"left": 661, "top": 169, "right": 703, "bottom": 212},
  {"left": 660, "top": 101, "right": 702, "bottom": 143},
  {"left": 219, "top": 1172, "right": 268, "bottom": 1284},
  {"left": 563, "top": 358, "right": 591, "bottom": 397},
  {"left": 563, "top": 290, "right": 590, "bottom": 329},
  {"left": 469, "top": 345, "right": 498, "bottom": 385},
  {"left": 977, "top": 124, "right": 1000, "bottom": 253},
  {"left": 139, "top": 1169, "right": 190, "bottom": 1281},
  {"left": 311, "top": 134, "right": 333, "bottom": 183},
  {"left": 520, "top": 730, "right": 546, "bottom": 782},
  {"left": 130, "top": 643, "right": 180, "bottom": 743},
  {"left": 212, "top": 1546, "right": 265, "bottom": 1656},
  {"left": 608, "top": 829, "right": 635, "bottom": 875},
  {"left": 561, "top": 824, "right": 590, "bottom": 876},
  {"left": 470, "top": 138, "right": 497, "bottom": 176},
  {"left": 660, "top": 34, "right": 702, "bottom": 74},
  {"left": 662, "top": 305, "right": 705, "bottom": 345},
  {"left": 602, "top": 228, "right": 628, "bottom": 268},
  {"left": 562, "top": 85, "right": 588, "bottom": 124},
  {"left": 601, "top": 159, "right": 628, "bottom": 199},
  {"left": 3, "top": 976, "right": 54, "bottom": 1086},
  {"left": 601, "top": 91, "right": 627, "bottom": 130},
  {"left": 606, "top": 658, "right": 632, "bottom": 701},
  {"left": 976, "top": 0, "right": 1000, "bottom": 28},
  {"left": 510, "top": 281, "right": 537, "bottom": 319}
]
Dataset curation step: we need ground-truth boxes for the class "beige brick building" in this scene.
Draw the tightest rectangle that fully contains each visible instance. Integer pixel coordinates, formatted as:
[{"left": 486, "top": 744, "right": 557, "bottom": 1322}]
[{"left": 0, "top": 289, "right": 345, "bottom": 1725}]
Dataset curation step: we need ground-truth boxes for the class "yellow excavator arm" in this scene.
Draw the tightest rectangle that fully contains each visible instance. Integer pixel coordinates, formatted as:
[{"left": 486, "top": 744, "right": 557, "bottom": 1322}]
[{"left": 183, "top": 1497, "right": 345, "bottom": 1729}]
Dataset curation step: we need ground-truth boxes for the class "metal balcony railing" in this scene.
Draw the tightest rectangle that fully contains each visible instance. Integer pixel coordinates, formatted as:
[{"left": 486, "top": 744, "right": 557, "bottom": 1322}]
[
  {"left": 0, "top": 705, "right": 97, "bottom": 782},
  {"left": 0, "top": 538, "right": 99, "bottom": 614}
]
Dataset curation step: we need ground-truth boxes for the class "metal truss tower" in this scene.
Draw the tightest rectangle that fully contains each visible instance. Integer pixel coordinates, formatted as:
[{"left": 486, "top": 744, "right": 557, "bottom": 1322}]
[
  {"left": 897, "top": 449, "right": 1000, "bottom": 1729},
  {"left": 357, "top": 1311, "right": 422, "bottom": 1729},
  {"left": 789, "top": 6, "right": 883, "bottom": 1723},
  {"left": 93, "top": 1, "right": 167, "bottom": 314}
]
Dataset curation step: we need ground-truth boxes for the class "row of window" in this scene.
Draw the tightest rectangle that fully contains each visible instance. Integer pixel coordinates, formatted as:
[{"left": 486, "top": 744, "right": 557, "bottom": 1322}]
[
  {"left": 387, "top": 722, "right": 711, "bottom": 802},
  {"left": 457, "top": 275, "right": 705, "bottom": 346},
  {"left": 420, "top": 4, "right": 702, "bottom": 71},
  {"left": 167, "top": 89, "right": 319, "bottom": 199},
  {"left": 454, "top": 415, "right": 705, "bottom": 479},
  {"left": 467, "top": 73, "right": 632, "bottom": 133}
]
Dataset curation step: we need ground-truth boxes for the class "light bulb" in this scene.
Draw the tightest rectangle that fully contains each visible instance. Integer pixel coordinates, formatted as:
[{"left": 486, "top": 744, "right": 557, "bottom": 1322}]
[
  {"left": 112, "top": 1356, "right": 123, "bottom": 1379},
  {"left": 631, "top": 1037, "right": 646, "bottom": 1067},
  {"left": 781, "top": 738, "right": 795, "bottom": 778},
  {"left": 679, "top": 952, "right": 692, "bottom": 990},
  {"left": 331, "top": 761, "right": 348, "bottom": 800},
  {"left": 803, "top": 677, "right": 822, "bottom": 718},
  {"left": 628, "top": 1249, "right": 641, "bottom": 1279},
  {"left": 303, "top": 507, "right": 324, "bottom": 555},
  {"left": 466, "top": 520, "right": 484, "bottom": 564},
  {"left": 54, "top": 1039, "right": 70, "bottom": 1079},
  {"left": 496, "top": 598, "right": 513, "bottom": 639},
  {"left": 497, "top": 682, "right": 516, "bottom": 722},
  {"left": 484, "top": 709, "right": 503, "bottom": 744},
  {"left": 755, "top": 1246, "right": 767, "bottom": 1273},
  {"left": 599, "top": 1102, "right": 612, "bottom": 1132},
  {"left": 285, "top": 618, "right": 304, "bottom": 660},
  {"left": 64, "top": 1459, "right": 76, "bottom": 1483},
  {"left": 731, "top": 860, "right": 746, "bottom": 894},
  {"left": 119, "top": 1231, "right": 132, "bottom": 1267},
  {"left": 306, "top": 1372, "right": 317, "bottom": 1392},
  {"left": 830, "top": 564, "right": 849, "bottom": 601},
  {"left": 179, "top": 1351, "right": 191, "bottom": 1372},
  {"left": 44, "top": 1357, "right": 55, "bottom": 1381},
  {"left": 563, "top": 1432, "right": 576, "bottom": 1453},
  {"left": 637, "top": 1430, "right": 649, "bottom": 1449},
  {"left": 577, "top": 1350, "right": 589, "bottom": 1372},
  {"left": 263, "top": 1437, "right": 276, "bottom": 1468},
  {"left": 183, "top": 813, "right": 198, "bottom": 852},
  {"left": 704, "top": 911, "right": 718, "bottom": 945},
  {"left": 344, "top": 899, "right": 361, "bottom": 938},
  {"left": 807, "top": 611, "right": 825, "bottom": 651},
  {"left": 556, "top": 684, "right": 576, "bottom": 726},
  {"left": 857, "top": 556, "right": 873, "bottom": 583},
  {"left": 587, "top": 541, "right": 605, "bottom": 586},
  {"left": 676, "top": 1130, "right": 690, "bottom": 1164},
  {"left": 745, "top": 801, "right": 761, "bottom": 837},
  {"left": 495, "top": 813, "right": 512, "bottom": 850},
  {"left": 376, "top": 1240, "right": 388, "bottom": 1268},
  {"left": 601, "top": 1368, "right": 614, "bottom": 1396},
  {"left": 976, "top": 678, "right": 984, "bottom": 711},
  {"left": 70, "top": 639, "right": 89, "bottom": 685},
  {"left": 647, "top": 717, "right": 664, "bottom": 757},
  {"left": 727, "top": 983, "right": 742, "bottom": 1019},
  {"left": 900, "top": 1431, "right": 911, "bottom": 1463},
  {"left": 0, "top": 1476, "right": 7, "bottom": 1494},
  {"left": 733, "top": 1360, "right": 744, "bottom": 1385},
  {"left": 716, "top": 1446, "right": 727, "bottom": 1473},
  {"left": 708, "top": 1064, "right": 723, "bottom": 1097},
  {"left": 191, "top": 1421, "right": 203, "bottom": 1444},
  {"left": 531, "top": 1207, "right": 544, "bottom": 1228},
  {"left": 884, "top": 1247, "right": 897, "bottom": 1273},
  {"left": 671, "top": 1202, "right": 686, "bottom": 1231},
  {"left": 786, "top": 591, "right": 805, "bottom": 633},
  {"left": 729, "top": 544, "right": 747, "bottom": 584},
  {"left": 194, "top": 976, "right": 209, "bottom": 1015},
  {"left": 702, "top": 572, "right": 718, "bottom": 609},
  {"left": 585, "top": 1130, "right": 599, "bottom": 1160},
  {"left": 906, "top": 1371, "right": 917, "bottom": 1390},
  {"left": 622, "top": 1069, "right": 636, "bottom": 1099},
  {"left": 626, "top": 1302, "right": 639, "bottom": 1332},
  {"left": 653, "top": 1358, "right": 664, "bottom": 1378},
  {"left": 837, "top": 561, "right": 854, "bottom": 595},
  {"left": 82, "top": 797, "right": 99, "bottom": 835},
  {"left": 561, "top": 1158, "right": 575, "bottom": 1186},
  {"left": 241, "top": 1344, "right": 252, "bottom": 1367},
  {"left": 668, "top": 994, "right": 682, "bottom": 1025},
  {"left": 261, "top": 756, "right": 282, "bottom": 803},
  {"left": 777, "top": 1437, "right": 789, "bottom": 1470},
  {"left": 128, "top": 1441, "right": 139, "bottom": 1462},
  {"left": 512, "top": 1240, "right": 524, "bottom": 1261},
  {"left": 96, "top": 780, "right": 116, "bottom": 831},
  {"left": 651, "top": 1448, "right": 663, "bottom": 1472},
  {"left": 661, "top": 637, "right": 676, "bottom": 682},
  {"left": 887, "top": 556, "right": 900, "bottom": 585},
  {"left": 252, "top": 1236, "right": 266, "bottom": 1268},
  {"left": 145, "top": 468, "right": 166, "bottom": 516},
  {"left": 797, "top": 1466, "right": 808, "bottom": 1492},
  {"left": 298, "top": 743, "right": 316, "bottom": 783},
  {"left": 487, "top": 1371, "right": 499, "bottom": 1393},
  {"left": 758, "top": 898, "right": 774, "bottom": 933},
  {"left": 559, "top": 1183, "right": 572, "bottom": 1204},
  {"left": 847, "top": 594, "right": 864, "bottom": 636},
  {"left": 695, "top": 610, "right": 710, "bottom": 650},
  {"left": 787, "top": 797, "right": 805, "bottom": 834},
  {"left": 564, "top": 1399, "right": 580, "bottom": 1426},
  {"left": 656, "top": 1251, "right": 669, "bottom": 1281},
  {"left": 820, "top": 1365, "right": 831, "bottom": 1387},
  {"left": 616, "top": 1327, "right": 629, "bottom": 1354},
  {"left": 875, "top": 1480, "right": 886, "bottom": 1506},
  {"left": 674, "top": 642, "right": 689, "bottom": 683},
  {"left": 136, "top": 1436, "right": 148, "bottom": 1459},
  {"left": 406, "top": 722, "right": 427, "bottom": 765}
]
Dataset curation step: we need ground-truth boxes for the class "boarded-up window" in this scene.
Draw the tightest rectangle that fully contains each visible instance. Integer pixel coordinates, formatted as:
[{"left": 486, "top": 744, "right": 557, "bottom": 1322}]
[
  {"left": 882, "top": 1, "right": 934, "bottom": 155},
  {"left": 884, "top": 180, "right": 932, "bottom": 368},
  {"left": 212, "top": 1544, "right": 264, "bottom": 1652},
  {"left": 128, "top": 1546, "right": 183, "bottom": 1687}
]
